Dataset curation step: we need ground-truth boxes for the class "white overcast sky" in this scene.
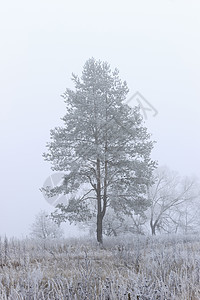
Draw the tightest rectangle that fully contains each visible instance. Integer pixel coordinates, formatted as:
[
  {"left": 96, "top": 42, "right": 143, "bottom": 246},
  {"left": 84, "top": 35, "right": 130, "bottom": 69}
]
[{"left": 0, "top": 0, "right": 200, "bottom": 237}]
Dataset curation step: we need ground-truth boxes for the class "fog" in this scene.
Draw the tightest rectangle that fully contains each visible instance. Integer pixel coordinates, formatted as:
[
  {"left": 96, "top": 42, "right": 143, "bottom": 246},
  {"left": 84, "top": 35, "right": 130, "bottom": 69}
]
[{"left": 0, "top": 0, "right": 199, "bottom": 237}]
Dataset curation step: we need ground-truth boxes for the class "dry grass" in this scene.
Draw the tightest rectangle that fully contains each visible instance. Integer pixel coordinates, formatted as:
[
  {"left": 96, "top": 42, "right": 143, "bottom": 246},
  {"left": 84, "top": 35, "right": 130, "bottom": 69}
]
[{"left": 0, "top": 234, "right": 200, "bottom": 299}]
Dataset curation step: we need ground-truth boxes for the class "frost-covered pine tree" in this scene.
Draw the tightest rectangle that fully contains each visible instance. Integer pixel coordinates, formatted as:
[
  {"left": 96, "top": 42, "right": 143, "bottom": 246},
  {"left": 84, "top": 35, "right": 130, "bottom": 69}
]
[{"left": 43, "top": 58, "right": 155, "bottom": 244}]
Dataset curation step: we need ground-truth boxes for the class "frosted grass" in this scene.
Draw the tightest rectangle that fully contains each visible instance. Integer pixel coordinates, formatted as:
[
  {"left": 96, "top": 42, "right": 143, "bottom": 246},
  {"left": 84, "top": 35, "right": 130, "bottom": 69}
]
[{"left": 0, "top": 234, "right": 200, "bottom": 299}]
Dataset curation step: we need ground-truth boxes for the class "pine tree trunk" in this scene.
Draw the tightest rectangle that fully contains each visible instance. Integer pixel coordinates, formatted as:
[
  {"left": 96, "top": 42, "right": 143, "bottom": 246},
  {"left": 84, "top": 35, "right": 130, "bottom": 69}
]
[
  {"left": 96, "top": 158, "right": 103, "bottom": 244},
  {"left": 97, "top": 213, "right": 103, "bottom": 244}
]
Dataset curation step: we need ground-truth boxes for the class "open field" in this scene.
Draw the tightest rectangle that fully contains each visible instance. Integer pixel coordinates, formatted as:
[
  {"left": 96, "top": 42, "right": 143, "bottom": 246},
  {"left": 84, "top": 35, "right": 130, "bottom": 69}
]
[{"left": 0, "top": 234, "right": 200, "bottom": 299}]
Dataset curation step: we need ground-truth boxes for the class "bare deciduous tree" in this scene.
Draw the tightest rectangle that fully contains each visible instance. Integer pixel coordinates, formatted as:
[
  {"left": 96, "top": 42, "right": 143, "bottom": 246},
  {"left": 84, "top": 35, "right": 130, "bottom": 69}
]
[
  {"left": 30, "top": 211, "right": 64, "bottom": 240},
  {"left": 148, "top": 166, "right": 199, "bottom": 235}
]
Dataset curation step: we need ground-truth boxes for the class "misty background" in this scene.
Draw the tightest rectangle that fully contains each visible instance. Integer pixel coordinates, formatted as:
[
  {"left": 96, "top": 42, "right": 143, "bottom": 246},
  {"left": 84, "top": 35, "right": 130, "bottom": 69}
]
[{"left": 0, "top": 0, "right": 199, "bottom": 237}]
